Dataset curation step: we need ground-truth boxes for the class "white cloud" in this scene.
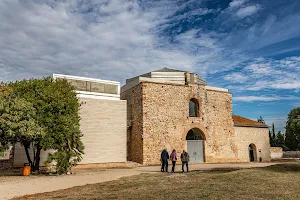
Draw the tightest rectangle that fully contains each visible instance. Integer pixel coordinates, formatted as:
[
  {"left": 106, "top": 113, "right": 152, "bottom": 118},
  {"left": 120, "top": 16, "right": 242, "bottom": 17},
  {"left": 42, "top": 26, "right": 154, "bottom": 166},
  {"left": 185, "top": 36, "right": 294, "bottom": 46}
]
[
  {"left": 235, "top": 5, "right": 261, "bottom": 19},
  {"left": 264, "top": 116, "right": 287, "bottom": 133},
  {"left": 0, "top": 0, "right": 299, "bottom": 89},
  {"left": 233, "top": 95, "right": 299, "bottom": 102},
  {"left": 0, "top": 0, "right": 197, "bottom": 83},
  {"left": 229, "top": 0, "right": 247, "bottom": 9},
  {"left": 224, "top": 72, "right": 248, "bottom": 83},
  {"left": 292, "top": 102, "right": 300, "bottom": 108},
  {"left": 233, "top": 96, "right": 281, "bottom": 102},
  {"left": 224, "top": 56, "right": 300, "bottom": 91}
]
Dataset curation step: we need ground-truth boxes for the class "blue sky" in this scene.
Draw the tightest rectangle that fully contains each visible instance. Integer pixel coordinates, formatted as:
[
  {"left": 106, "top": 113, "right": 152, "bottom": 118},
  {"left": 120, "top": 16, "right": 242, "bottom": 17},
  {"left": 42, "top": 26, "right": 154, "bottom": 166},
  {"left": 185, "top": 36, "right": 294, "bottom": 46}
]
[{"left": 0, "top": 0, "right": 300, "bottom": 132}]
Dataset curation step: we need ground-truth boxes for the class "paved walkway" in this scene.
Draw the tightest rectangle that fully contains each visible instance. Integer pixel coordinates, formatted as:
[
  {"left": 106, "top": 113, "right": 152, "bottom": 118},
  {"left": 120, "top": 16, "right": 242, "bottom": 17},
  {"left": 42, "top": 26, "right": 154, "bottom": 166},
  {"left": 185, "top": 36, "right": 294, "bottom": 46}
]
[{"left": 0, "top": 162, "right": 276, "bottom": 200}]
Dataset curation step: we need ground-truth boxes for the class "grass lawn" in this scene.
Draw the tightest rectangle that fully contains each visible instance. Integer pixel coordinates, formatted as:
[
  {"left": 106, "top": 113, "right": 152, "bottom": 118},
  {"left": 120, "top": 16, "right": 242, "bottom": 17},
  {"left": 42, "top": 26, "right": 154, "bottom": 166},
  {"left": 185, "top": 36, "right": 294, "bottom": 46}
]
[{"left": 13, "top": 163, "right": 300, "bottom": 200}]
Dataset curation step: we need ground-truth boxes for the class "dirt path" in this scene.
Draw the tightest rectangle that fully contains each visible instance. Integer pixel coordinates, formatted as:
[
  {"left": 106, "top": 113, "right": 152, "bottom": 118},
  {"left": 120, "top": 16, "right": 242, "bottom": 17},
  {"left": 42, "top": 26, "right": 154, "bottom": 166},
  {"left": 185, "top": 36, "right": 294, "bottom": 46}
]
[{"left": 0, "top": 162, "right": 276, "bottom": 200}]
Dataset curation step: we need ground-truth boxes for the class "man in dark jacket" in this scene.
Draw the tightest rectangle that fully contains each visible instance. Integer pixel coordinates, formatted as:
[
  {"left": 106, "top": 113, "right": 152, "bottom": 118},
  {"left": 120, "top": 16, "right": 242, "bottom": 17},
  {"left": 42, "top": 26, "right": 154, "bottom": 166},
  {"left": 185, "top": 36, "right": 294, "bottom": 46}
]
[
  {"left": 181, "top": 150, "right": 190, "bottom": 173},
  {"left": 161, "top": 149, "right": 169, "bottom": 172}
]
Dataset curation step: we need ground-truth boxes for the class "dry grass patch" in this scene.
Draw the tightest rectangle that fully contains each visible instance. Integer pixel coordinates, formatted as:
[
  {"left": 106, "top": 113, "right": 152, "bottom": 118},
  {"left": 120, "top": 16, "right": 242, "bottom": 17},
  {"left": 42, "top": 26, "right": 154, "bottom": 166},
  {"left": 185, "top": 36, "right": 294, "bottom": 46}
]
[{"left": 13, "top": 163, "right": 300, "bottom": 200}]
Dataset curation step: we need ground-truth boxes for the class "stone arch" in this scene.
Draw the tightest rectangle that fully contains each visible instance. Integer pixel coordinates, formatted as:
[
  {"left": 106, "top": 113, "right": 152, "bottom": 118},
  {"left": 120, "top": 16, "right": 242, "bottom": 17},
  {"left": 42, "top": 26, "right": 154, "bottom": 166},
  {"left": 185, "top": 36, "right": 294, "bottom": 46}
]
[
  {"left": 186, "top": 128, "right": 206, "bottom": 140},
  {"left": 249, "top": 143, "right": 257, "bottom": 162},
  {"left": 182, "top": 124, "right": 207, "bottom": 141}
]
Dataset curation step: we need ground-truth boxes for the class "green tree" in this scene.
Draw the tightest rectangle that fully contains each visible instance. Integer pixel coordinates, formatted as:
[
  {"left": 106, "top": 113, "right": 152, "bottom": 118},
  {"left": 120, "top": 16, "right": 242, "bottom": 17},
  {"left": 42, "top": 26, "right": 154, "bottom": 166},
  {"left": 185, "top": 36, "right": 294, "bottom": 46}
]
[
  {"left": 257, "top": 116, "right": 275, "bottom": 146},
  {"left": 271, "top": 123, "right": 276, "bottom": 146},
  {"left": 0, "top": 87, "right": 44, "bottom": 166},
  {"left": 275, "top": 131, "right": 285, "bottom": 147},
  {"left": 285, "top": 107, "right": 300, "bottom": 150},
  {"left": 2, "top": 78, "right": 84, "bottom": 173}
]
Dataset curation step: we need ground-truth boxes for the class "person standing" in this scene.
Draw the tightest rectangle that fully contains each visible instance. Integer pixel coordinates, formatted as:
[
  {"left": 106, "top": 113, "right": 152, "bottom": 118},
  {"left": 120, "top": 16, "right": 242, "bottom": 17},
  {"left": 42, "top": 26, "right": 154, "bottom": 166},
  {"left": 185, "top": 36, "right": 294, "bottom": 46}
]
[
  {"left": 161, "top": 149, "right": 169, "bottom": 172},
  {"left": 181, "top": 150, "right": 190, "bottom": 173},
  {"left": 170, "top": 149, "right": 177, "bottom": 173}
]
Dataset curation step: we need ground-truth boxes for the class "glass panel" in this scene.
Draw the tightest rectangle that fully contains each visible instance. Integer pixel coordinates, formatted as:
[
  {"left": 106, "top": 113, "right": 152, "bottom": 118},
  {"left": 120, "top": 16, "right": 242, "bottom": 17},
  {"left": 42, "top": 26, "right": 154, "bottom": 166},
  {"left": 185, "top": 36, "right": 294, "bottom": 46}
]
[
  {"left": 90, "top": 82, "right": 105, "bottom": 93},
  {"left": 56, "top": 78, "right": 118, "bottom": 94},
  {"left": 104, "top": 84, "right": 118, "bottom": 94},
  {"left": 189, "top": 100, "right": 197, "bottom": 117},
  {"left": 67, "top": 79, "right": 87, "bottom": 91},
  {"left": 190, "top": 73, "right": 194, "bottom": 83}
]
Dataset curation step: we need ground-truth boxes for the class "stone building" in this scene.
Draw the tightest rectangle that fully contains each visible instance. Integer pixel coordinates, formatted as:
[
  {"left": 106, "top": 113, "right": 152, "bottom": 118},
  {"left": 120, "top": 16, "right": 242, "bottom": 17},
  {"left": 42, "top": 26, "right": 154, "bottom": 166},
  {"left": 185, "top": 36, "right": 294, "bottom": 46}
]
[
  {"left": 12, "top": 74, "right": 127, "bottom": 167},
  {"left": 121, "top": 68, "right": 270, "bottom": 165}
]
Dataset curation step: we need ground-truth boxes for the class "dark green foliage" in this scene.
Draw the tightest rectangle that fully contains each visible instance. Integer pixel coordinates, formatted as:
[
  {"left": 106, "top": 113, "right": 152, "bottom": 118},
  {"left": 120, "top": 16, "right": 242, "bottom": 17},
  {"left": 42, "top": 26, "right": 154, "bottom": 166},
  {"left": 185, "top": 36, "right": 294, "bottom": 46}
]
[
  {"left": 257, "top": 116, "right": 285, "bottom": 147},
  {"left": 269, "top": 123, "right": 277, "bottom": 147},
  {"left": 1, "top": 78, "right": 84, "bottom": 173},
  {"left": 275, "top": 131, "right": 285, "bottom": 147},
  {"left": 285, "top": 107, "right": 300, "bottom": 151},
  {"left": 0, "top": 96, "right": 43, "bottom": 148}
]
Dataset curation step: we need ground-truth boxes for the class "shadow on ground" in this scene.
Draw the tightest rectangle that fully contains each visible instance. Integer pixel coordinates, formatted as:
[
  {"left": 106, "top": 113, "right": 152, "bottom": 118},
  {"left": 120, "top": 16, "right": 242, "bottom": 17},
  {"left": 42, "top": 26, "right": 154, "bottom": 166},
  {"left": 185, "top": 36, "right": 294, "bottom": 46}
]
[{"left": 264, "top": 163, "right": 300, "bottom": 172}]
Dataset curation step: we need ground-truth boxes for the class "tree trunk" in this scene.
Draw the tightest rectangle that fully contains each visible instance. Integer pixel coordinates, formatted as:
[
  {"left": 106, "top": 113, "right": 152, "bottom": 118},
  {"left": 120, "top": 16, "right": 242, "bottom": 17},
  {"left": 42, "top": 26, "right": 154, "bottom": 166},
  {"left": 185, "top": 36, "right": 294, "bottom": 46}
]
[
  {"left": 23, "top": 141, "right": 33, "bottom": 167},
  {"left": 34, "top": 145, "right": 42, "bottom": 171}
]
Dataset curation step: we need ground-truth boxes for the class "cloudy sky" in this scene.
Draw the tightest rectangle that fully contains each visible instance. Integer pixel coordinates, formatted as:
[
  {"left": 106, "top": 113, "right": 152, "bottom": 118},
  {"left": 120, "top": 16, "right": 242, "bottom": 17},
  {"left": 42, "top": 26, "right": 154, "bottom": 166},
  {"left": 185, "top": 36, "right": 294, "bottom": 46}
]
[{"left": 1, "top": 0, "right": 300, "bottom": 132}]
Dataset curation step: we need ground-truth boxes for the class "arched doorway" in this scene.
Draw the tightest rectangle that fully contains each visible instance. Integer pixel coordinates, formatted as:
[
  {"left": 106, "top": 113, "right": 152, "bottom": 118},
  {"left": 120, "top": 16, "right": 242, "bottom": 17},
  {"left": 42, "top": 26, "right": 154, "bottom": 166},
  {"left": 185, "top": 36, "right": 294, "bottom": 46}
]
[
  {"left": 186, "top": 128, "right": 205, "bottom": 163},
  {"left": 249, "top": 144, "right": 257, "bottom": 162}
]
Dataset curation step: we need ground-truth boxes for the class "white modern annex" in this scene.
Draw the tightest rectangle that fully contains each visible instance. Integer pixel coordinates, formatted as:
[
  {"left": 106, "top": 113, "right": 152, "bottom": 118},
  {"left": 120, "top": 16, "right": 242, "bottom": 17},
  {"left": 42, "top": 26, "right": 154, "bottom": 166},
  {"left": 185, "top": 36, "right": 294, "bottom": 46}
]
[{"left": 13, "top": 74, "right": 127, "bottom": 167}]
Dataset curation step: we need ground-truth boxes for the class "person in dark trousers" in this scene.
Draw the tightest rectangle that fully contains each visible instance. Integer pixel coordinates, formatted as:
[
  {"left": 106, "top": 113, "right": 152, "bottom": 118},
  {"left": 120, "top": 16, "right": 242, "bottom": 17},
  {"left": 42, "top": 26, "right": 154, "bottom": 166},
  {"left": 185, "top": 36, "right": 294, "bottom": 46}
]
[
  {"left": 161, "top": 149, "right": 169, "bottom": 172},
  {"left": 181, "top": 150, "right": 190, "bottom": 173},
  {"left": 170, "top": 149, "right": 177, "bottom": 173}
]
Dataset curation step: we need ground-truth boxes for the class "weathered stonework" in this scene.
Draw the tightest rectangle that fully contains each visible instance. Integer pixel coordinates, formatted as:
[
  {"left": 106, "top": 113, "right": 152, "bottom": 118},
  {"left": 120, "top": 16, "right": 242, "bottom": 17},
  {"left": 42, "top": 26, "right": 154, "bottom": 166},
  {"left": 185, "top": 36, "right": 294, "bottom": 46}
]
[
  {"left": 121, "top": 84, "right": 143, "bottom": 163},
  {"left": 234, "top": 126, "right": 271, "bottom": 162},
  {"left": 270, "top": 147, "right": 283, "bottom": 159},
  {"left": 122, "top": 81, "right": 243, "bottom": 165}
]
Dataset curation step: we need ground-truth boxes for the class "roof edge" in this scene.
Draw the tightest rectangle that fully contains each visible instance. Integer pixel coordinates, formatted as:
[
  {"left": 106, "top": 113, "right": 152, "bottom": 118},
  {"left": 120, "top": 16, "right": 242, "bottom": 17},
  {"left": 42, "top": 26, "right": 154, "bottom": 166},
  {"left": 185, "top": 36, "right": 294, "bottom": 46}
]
[{"left": 234, "top": 124, "right": 269, "bottom": 128}]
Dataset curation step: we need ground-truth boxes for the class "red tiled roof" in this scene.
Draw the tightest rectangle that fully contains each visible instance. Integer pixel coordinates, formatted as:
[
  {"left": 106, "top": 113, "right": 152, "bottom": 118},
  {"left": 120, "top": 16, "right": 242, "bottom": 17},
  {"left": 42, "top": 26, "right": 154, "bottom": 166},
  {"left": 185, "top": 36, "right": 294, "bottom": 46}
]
[{"left": 233, "top": 115, "right": 269, "bottom": 128}]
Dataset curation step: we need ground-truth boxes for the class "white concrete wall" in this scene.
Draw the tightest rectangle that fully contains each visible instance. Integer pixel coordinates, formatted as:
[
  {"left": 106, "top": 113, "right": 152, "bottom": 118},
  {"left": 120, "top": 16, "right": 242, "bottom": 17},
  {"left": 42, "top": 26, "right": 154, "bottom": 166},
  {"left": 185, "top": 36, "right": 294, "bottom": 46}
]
[{"left": 79, "top": 98, "right": 127, "bottom": 164}]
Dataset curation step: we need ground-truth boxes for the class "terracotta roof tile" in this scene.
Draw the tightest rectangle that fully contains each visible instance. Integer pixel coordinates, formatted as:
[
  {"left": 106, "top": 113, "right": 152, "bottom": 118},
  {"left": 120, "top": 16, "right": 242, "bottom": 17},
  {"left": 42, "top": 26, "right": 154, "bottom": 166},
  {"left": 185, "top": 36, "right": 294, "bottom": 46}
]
[{"left": 233, "top": 115, "right": 269, "bottom": 128}]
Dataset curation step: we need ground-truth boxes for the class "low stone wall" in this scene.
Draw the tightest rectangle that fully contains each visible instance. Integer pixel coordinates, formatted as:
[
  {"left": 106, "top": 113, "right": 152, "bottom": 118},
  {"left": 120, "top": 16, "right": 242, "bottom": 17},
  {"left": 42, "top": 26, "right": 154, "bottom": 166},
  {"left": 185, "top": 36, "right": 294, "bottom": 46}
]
[
  {"left": 283, "top": 151, "right": 300, "bottom": 158},
  {"left": 270, "top": 147, "right": 283, "bottom": 159}
]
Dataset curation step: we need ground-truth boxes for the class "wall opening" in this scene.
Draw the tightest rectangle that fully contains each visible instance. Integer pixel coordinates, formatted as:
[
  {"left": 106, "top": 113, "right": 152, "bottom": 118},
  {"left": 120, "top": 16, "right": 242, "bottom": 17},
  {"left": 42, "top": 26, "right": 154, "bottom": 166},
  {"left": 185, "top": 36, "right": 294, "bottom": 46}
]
[
  {"left": 189, "top": 98, "right": 199, "bottom": 117},
  {"left": 249, "top": 143, "right": 257, "bottom": 162},
  {"left": 186, "top": 128, "right": 205, "bottom": 163}
]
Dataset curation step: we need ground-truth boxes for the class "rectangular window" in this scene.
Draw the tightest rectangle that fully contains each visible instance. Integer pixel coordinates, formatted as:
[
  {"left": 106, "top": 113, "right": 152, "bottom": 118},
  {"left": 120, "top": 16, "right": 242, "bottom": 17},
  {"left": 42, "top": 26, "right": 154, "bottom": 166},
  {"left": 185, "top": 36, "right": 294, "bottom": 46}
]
[
  {"left": 60, "top": 78, "right": 118, "bottom": 95},
  {"left": 67, "top": 79, "right": 88, "bottom": 91},
  {"left": 90, "top": 82, "right": 105, "bottom": 93},
  {"left": 190, "top": 73, "right": 194, "bottom": 83},
  {"left": 104, "top": 84, "right": 118, "bottom": 94}
]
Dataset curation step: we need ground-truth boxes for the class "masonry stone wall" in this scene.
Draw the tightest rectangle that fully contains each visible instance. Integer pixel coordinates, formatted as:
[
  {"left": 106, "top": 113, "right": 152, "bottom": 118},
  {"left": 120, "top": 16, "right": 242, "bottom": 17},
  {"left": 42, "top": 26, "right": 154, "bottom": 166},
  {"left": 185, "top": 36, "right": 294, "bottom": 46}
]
[
  {"left": 120, "top": 84, "right": 143, "bottom": 163},
  {"left": 270, "top": 147, "right": 283, "bottom": 159},
  {"left": 123, "top": 81, "right": 239, "bottom": 165},
  {"left": 205, "top": 90, "right": 238, "bottom": 163},
  {"left": 234, "top": 126, "right": 271, "bottom": 162}
]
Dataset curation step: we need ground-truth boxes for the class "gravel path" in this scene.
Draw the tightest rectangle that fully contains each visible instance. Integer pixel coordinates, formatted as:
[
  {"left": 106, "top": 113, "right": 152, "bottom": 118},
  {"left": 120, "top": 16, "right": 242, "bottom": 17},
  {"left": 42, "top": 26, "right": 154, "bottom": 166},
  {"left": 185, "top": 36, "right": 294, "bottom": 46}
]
[{"left": 0, "top": 162, "right": 276, "bottom": 200}]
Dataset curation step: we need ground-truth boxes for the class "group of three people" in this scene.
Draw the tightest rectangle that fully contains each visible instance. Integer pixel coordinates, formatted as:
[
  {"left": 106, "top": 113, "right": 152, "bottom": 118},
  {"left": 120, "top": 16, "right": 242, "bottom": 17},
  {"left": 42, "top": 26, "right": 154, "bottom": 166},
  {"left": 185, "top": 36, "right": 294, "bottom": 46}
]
[{"left": 161, "top": 149, "right": 190, "bottom": 173}]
